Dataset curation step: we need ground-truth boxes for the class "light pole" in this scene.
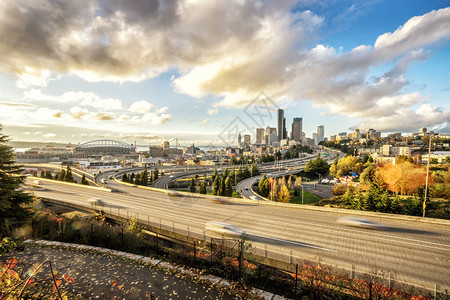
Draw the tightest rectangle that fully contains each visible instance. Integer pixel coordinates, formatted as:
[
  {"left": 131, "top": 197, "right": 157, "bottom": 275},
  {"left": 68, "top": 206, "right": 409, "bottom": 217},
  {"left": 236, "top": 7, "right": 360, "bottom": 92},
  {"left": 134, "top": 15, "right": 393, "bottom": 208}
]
[
  {"left": 423, "top": 134, "right": 435, "bottom": 218},
  {"left": 300, "top": 184, "right": 304, "bottom": 205}
]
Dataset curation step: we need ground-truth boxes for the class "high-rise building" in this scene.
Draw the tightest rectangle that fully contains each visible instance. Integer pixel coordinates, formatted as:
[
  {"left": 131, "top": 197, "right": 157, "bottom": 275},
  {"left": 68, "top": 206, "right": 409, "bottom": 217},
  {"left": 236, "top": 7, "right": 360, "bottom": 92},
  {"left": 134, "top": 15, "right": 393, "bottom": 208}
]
[
  {"left": 312, "top": 133, "right": 318, "bottom": 146},
  {"left": 317, "top": 125, "right": 324, "bottom": 143},
  {"left": 265, "top": 126, "right": 277, "bottom": 145},
  {"left": 237, "top": 133, "right": 242, "bottom": 145},
  {"left": 256, "top": 128, "right": 265, "bottom": 145},
  {"left": 291, "top": 118, "right": 302, "bottom": 143},
  {"left": 244, "top": 134, "right": 251, "bottom": 145},
  {"left": 277, "top": 109, "right": 287, "bottom": 142}
]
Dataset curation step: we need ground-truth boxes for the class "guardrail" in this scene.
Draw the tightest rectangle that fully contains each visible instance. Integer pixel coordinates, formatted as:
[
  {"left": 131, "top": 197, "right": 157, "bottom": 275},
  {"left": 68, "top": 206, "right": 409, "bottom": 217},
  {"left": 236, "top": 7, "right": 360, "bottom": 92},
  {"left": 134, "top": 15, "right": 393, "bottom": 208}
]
[{"left": 28, "top": 176, "right": 111, "bottom": 192}]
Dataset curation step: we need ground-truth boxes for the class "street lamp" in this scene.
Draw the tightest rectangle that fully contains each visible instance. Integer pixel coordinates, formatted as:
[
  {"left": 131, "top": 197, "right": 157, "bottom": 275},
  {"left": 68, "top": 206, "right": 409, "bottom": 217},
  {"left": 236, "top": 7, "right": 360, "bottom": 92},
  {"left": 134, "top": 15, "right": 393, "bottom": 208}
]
[
  {"left": 423, "top": 134, "right": 437, "bottom": 218},
  {"left": 300, "top": 184, "right": 304, "bottom": 205}
]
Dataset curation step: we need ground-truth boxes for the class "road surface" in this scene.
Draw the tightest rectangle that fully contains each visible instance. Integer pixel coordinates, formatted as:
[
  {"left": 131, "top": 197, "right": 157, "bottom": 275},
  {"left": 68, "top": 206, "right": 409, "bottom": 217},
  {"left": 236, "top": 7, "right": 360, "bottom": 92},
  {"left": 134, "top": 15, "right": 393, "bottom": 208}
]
[{"left": 26, "top": 178, "right": 450, "bottom": 292}]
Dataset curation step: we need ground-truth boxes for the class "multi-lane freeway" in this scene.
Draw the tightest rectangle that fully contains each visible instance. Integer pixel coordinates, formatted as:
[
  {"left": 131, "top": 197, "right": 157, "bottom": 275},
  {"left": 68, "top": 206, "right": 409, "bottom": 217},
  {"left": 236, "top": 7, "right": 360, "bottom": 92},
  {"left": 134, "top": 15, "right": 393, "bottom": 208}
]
[{"left": 26, "top": 177, "right": 450, "bottom": 291}]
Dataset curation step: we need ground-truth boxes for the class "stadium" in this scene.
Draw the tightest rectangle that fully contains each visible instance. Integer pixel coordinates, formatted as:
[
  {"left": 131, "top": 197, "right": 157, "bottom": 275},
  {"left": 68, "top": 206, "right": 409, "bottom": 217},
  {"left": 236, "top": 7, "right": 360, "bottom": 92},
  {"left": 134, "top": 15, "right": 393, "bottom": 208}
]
[{"left": 74, "top": 140, "right": 135, "bottom": 156}]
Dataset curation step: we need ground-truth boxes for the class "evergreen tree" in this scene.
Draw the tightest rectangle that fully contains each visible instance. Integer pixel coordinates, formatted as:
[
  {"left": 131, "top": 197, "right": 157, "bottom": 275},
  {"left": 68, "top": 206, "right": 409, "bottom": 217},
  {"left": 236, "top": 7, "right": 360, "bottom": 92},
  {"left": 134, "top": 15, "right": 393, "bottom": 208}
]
[
  {"left": 154, "top": 167, "right": 159, "bottom": 180},
  {"left": 199, "top": 182, "right": 207, "bottom": 194},
  {"left": 0, "top": 125, "right": 33, "bottom": 217},
  {"left": 64, "top": 165, "right": 75, "bottom": 182},
  {"left": 219, "top": 176, "right": 225, "bottom": 196},
  {"left": 45, "top": 170, "right": 53, "bottom": 180},
  {"left": 122, "top": 173, "right": 128, "bottom": 182},
  {"left": 81, "top": 174, "right": 89, "bottom": 185},
  {"left": 57, "top": 169, "right": 66, "bottom": 181},
  {"left": 250, "top": 162, "right": 260, "bottom": 176},
  {"left": 212, "top": 169, "right": 218, "bottom": 183},
  {"left": 139, "top": 171, "right": 148, "bottom": 186},
  {"left": 40, "top": 170, "right": 45, "bottom": 178},
  {"left": 130, "top": 172, "right": 135, "bottom": 184},
  {"left": 224, "top": 176, "right": 233, "bottom": 197},
  {"left": 229, "top": 168, "right": 236, "bottom": 185},
  {"left": 212, "top": 176, "right": 219, "bottom": 195},
  {"left": 189, "top": 178, "right": 196, "bottom": 193}
]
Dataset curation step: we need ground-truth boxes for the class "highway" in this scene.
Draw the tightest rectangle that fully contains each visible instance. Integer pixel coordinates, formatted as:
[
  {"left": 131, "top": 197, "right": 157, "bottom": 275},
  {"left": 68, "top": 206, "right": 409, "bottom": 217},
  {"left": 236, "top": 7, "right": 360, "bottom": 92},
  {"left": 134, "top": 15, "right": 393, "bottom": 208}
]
[{"left": 26, "top": 178, "right": 450, "bottom": 291}]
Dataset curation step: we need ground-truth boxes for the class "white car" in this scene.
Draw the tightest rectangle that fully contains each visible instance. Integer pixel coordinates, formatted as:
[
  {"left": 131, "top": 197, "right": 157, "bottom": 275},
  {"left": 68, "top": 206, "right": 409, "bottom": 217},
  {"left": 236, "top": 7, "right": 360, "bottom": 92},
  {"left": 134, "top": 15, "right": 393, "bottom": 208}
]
[
  {"left": 338, "top": 217, "right": 385, "bottom": 230},
  {"left": 321, "top": 178, "right": 330, "bottom": 184},
  {"left": 204, "top": 221, "right": 244, "bottom": 237}
]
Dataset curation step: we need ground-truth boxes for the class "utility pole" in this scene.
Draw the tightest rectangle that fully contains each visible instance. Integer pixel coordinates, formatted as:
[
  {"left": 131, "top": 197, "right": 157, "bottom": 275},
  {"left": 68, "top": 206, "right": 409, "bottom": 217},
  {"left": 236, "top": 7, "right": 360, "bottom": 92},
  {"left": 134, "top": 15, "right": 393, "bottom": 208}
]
[{"left": 423, "top": 134, "right": 434, "bottom": 217}]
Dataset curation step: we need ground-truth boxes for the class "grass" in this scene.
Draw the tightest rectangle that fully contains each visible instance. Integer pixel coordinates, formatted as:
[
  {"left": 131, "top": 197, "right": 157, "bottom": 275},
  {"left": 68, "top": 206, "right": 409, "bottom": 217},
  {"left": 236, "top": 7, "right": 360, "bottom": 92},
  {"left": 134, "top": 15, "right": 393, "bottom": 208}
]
[{"left": 290, "top": 191, "right": 322, "bottom": 205}]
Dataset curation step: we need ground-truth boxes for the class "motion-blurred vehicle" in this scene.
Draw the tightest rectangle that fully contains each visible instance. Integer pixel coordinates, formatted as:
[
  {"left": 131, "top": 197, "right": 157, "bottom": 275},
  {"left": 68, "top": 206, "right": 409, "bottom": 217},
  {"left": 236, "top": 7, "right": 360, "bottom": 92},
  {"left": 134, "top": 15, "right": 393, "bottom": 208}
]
[
  {"left": 168, "top": 191, "right": 182, "bottom": 197},
  {"left": 204, "top": 221, "right": 244, "bottom": 237},
  {"left": 100, "top": 179, "right": 108, "bottom": 184},
  {"left": 211, "top": 197, "right": 230, "bottom": 204},
  {"left": 250, "top": 196, "right": 260, "bottom": 201},
  {"left": 338, "top": 217, "right": 385, "bottom": 230},
  {"left": 33, "top": 180, "right": 42, "bottom": 185},
  {"left": 321, "top": 178, "right": 330, "bottom": 184},
  {"left": 87, "top": 198, "right": 102, "bottom": 205},
  {"left": 108, "top": 175, "right": 113, "bottom": 179}
]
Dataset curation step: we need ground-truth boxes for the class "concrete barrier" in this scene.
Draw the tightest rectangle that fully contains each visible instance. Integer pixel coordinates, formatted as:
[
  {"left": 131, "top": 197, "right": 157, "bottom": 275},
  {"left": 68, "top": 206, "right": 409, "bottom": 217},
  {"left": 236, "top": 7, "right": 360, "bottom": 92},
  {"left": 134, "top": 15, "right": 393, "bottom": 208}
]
[{"left": 28, "top": 176, "right": 111, "bottom": 192}]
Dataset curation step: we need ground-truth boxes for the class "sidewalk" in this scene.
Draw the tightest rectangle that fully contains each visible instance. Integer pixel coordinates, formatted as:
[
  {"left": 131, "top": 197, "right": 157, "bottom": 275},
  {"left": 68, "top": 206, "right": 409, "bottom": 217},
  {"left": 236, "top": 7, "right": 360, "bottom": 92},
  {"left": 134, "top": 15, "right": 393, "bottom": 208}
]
[{"left": 3, "top": 245, "right": 237, "bottom": 299}]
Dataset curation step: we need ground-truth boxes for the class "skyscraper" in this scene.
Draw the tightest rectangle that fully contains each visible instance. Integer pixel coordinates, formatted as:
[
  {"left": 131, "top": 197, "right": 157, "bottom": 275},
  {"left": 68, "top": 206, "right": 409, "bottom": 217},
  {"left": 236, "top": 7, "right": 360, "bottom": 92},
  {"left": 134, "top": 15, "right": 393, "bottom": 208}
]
[
  {"left": 291, "top": 117, "right": 302, "bottom": 143},
  {"left": 317, "top": 125, "right": 324, "bottom": 143},
  {"left": 237, "top": 133, "right": 242, "bottom": 145},
  {"left": 256, "top": 128, "right": 265, "bottom": 144},
  {"left": 277, "top": 109, "right": 286, "bottom": 142}
]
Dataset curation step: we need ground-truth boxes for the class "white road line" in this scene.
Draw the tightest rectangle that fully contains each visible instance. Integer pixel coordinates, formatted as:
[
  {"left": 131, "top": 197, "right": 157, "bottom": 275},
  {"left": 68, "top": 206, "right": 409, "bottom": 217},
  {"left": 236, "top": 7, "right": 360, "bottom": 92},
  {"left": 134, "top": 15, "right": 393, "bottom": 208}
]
[{"left": 295, "top": 220, "right": 450, "bottom": 252}]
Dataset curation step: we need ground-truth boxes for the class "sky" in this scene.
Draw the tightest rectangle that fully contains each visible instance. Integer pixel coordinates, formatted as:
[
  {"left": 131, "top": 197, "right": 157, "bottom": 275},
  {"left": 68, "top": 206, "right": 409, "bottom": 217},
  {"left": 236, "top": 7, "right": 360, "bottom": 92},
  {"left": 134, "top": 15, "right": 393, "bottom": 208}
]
[{"left": 0, "top": 0, "right": 449, "bottom": 147}]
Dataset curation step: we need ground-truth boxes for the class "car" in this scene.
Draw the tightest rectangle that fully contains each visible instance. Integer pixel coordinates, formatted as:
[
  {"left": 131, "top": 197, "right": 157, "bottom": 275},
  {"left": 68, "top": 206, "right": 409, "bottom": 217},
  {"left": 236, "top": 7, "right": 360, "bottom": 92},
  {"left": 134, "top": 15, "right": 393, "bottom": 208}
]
[
  {"left": 249, "top": 196, "right": 259, "bottom": 201},
  {"left": 33, "top": 180, "right": 42, "bottom": 185},
  {"left": 212, "top": 197, "right": 230, "bottom": 204},
  {"left": 337, "top": 217, "right": 385, "bottom": 230},
  {"left": 244, "top": 187, "right": 249, "bottom": 191},
  {"left": 329, "top": 179, "right": 338, "bottom": 184},
  {"left": 108, "top": 175, "right": 113, "bottom": 179},
  {"left": 169, "top": 175, "right": 175, "bottom": 178},
  {"left": 204, "top": 221, "right": 244, "bottom": 237},
  {"left": 321, "top": 178, "right": 330, "bottom": 184},
  {"left": 100, "top": 179, "right": 108, "bottom": 184},
  {"left": 87, "top": 198, "right": 102, "bottom": 205},
  {"left": 114, "top": 169, "right": 119, "bottom": 172},
  {"left": 168, "top": 191, "right": 182, "bottom": 197}
]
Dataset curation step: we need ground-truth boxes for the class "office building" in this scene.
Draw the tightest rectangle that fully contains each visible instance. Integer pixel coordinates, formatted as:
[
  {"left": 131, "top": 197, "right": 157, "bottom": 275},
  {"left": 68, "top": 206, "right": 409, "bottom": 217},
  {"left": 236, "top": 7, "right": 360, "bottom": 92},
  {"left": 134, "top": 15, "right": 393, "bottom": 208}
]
[
  {"left": 291, "top": 117, "right": 302, "bottom": 143},
  {"left": 256, "top": 128, "right": 265, "bottom": 144},
  {"left": 244, "top": 134, "right": 251, "bottom": 145},
  {"left": 317, "top": 125, "right": 324, "bottom": 143},
  {"left": 277, "top": 109, "right": 287, "bottom": 142}
]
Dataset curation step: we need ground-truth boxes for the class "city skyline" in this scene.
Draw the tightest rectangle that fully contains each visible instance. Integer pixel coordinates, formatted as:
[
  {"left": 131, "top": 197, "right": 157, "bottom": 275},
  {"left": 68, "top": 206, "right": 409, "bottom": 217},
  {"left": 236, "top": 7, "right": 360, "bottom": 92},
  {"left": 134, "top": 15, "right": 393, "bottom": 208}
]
[{"left": 0, "top": 1, "right": 449, "bottom": 146}]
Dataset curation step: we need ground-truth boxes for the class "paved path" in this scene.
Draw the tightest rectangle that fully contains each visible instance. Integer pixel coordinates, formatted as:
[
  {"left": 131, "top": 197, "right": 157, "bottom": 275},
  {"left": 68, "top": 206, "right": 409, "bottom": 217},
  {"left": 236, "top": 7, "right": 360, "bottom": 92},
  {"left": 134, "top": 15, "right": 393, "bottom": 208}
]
[{"left": 3, "top": 246, "right": 236, "bottom": 299}]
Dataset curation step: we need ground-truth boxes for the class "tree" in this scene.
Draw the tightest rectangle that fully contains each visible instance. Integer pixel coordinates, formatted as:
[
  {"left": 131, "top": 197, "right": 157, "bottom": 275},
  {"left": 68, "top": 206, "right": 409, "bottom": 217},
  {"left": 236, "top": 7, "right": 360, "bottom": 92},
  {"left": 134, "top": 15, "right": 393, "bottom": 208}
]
[
  {"left": 139, "top": 171, "right": 148, "bottom": 186},
  {"left": 212, "top": 176, "right": 219, "bottom": 195},
  {"left": 81, "top": 174, "right": 89, "bottom": 185},
  {"left": 258, "top": 175, "right": 269, "bottom": 197},
  {"left": 40, "top": 170, "right": 45, "bottom": 178},
  {"left": 224, "top": 177, "right": 233, "bottom": 197},
  {"left": 250, "top": 162, "right": 259, "bottom": 177},
  {"left": 122, "top": 173, "right": 128, "bottom": 182},
  {"left": 379, "top": 162, "right": 428, "bottom": 195},
  {"left": 199, "top": 182, "right": 207, "bottom": 194},
  {"left": 189, "top": 178, "right": 196, "bottom": 193},
  {"left": 229, "top": 168, "right": 236, "bottom": 185},
  {"left": 278, "top": 185, "right": 291, "bottom": 203},
  {"left": 64, "top": 165, "right": 75, "bottom": 183},
  {"left": 45, "top": 170, "right": 53, "bottom": 180},
  {"left": 269, "top": 178, "right": 279, "bottom": 201},
  {"left": 57, "top": 169, "right": 66, "bottom": 181},
  {"left": 303, "top": 155, "right": 329, "bottom": 177},
  {"left": 153, "top": 167, "right": 159, "bottom": 180},
  {"left": 0, "top": 125, "right": 33, "bottom": 217}
]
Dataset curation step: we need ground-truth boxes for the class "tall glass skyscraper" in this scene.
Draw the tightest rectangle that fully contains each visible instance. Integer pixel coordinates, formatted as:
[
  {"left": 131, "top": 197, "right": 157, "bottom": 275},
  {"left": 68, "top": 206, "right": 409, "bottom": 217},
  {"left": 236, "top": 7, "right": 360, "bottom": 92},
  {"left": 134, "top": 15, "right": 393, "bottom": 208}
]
[
  {"left": 277, "top": 109, "right": 286, "bottom": 142},
  {"left": 291, "top": 117, "right": 302, "bottom": 143}
]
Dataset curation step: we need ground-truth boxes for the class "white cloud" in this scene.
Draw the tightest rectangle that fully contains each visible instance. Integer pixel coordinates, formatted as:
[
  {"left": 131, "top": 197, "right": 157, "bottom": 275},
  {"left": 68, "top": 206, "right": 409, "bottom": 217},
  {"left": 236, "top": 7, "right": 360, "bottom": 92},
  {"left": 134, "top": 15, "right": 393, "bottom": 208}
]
[
  {"left": 207, "top": 108, "right": 218, "bottom": 115},
  {"left": 129, "top": 100, "right": 154, "bottom": 113},
  {"left": 0, "top": 1, "right": 449, "bottom": 133},
  {"left": 200, "top": 119, "right": 210, "bottom": 126},
  {"left": 43, "top": 133, "right": 56, "bottom": 138}
]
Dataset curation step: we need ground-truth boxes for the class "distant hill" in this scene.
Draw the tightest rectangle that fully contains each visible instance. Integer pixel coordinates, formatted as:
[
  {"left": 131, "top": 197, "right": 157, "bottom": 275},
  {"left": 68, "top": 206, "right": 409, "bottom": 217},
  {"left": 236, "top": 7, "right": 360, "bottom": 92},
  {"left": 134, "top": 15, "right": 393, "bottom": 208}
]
[{"left": 9, "top": 141, "right": 73, "bottom": 149}]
